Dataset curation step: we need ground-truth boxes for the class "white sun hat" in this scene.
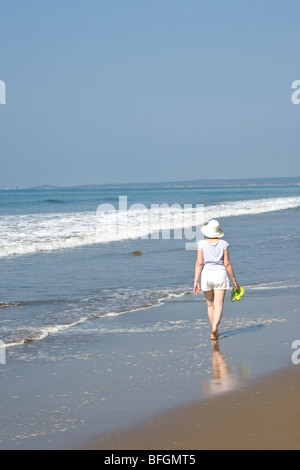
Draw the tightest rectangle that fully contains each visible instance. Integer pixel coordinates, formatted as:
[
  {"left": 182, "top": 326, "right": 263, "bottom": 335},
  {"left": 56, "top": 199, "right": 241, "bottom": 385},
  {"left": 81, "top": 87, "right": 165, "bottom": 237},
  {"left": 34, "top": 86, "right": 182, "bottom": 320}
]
[{"left": 201, "top": 219, "right": 224, "bottom": 238}]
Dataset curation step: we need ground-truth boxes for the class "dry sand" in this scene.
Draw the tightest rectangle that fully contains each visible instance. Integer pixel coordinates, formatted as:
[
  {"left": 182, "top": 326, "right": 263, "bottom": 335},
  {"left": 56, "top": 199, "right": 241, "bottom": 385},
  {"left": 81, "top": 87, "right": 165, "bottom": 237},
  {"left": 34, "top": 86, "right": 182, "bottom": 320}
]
[{"left": 83, "top": 366, "right": 300, "bottom": 450}]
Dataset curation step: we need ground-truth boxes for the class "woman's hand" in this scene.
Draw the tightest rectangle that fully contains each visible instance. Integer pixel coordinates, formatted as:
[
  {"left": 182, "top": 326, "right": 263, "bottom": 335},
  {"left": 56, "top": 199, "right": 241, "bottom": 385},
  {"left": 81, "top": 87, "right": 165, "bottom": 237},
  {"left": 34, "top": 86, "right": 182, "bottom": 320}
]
[
  {"left": 233, "top": 281, "right": 239, "bottom": 291},
  {"left": 194, "top": 281, "right": 200, "bottom": 294}
]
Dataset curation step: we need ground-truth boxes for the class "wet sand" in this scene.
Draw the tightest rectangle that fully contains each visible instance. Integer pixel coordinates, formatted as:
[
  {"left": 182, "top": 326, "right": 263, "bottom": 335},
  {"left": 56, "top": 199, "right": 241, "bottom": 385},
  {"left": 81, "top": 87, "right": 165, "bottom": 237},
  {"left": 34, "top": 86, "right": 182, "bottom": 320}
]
[
  {"left": 84, "top": 366, "right": 300, "bottom": 450},
  {"left": 1, "top": 286, "right": 299, "bottom": 450}
]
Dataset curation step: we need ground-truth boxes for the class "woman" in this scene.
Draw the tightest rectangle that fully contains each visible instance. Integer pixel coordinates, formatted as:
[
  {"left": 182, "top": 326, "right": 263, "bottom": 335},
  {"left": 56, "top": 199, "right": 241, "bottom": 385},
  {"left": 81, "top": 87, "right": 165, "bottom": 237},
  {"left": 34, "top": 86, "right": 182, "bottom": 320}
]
[{"left": 194, "top": 220, "right": 239, "bottom": 340}]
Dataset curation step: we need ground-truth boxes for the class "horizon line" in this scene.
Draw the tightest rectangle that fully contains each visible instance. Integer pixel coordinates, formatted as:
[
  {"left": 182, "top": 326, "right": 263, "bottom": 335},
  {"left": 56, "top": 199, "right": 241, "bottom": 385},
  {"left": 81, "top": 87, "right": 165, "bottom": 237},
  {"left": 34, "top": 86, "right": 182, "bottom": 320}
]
[{"left": 1, "top": 175, "right": 300, "bottom": 191}]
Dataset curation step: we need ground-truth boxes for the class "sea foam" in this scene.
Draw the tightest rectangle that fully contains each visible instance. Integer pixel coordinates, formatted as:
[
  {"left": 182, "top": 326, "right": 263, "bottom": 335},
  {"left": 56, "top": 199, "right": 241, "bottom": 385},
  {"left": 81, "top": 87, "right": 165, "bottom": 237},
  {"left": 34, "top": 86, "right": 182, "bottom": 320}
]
[{"left": 0, "top": 196, "right": 299, "bottom": 258}]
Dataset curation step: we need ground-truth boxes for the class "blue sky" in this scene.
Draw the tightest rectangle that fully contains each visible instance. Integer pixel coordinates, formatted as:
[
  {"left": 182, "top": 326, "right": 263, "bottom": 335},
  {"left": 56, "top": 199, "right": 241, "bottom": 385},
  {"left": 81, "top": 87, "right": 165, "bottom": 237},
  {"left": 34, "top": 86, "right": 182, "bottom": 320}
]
[{"left": 1, "top": 0, "right": 300, "bottom": 188}]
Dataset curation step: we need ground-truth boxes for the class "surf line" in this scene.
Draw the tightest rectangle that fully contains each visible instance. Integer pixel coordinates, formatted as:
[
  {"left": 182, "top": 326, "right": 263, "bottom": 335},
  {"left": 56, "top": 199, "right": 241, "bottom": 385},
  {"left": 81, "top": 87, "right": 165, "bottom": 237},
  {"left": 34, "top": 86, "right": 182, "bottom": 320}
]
[{"left": 96, "top": 195, "right": 205, "bottom": 250}]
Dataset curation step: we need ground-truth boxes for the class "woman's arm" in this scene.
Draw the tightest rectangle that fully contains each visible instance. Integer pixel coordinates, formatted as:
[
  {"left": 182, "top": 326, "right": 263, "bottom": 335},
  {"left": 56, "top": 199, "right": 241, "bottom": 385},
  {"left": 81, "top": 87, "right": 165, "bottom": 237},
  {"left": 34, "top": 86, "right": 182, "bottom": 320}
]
[
  {"left": 223, "top": 248, "right": 239, "bottom": 290},
  {"left": 194, "top": 249, "right": 204, "bottom": 294}
]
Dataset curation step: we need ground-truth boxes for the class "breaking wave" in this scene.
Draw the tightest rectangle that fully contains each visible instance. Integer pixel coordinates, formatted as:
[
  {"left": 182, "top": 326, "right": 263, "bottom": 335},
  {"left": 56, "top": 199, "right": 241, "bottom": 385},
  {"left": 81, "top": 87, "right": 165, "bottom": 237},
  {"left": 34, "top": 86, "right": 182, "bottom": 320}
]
[{"left": 0, "top": 196, "right": 299, "bottom": 258}]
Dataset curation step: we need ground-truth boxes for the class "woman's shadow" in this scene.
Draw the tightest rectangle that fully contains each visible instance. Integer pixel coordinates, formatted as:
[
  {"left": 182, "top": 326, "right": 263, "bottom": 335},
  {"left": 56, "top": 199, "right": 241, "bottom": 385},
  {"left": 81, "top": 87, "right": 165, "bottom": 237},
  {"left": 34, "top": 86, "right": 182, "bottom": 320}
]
[{"left": 219, "top": 323, "right": 265, "bottom": 339}]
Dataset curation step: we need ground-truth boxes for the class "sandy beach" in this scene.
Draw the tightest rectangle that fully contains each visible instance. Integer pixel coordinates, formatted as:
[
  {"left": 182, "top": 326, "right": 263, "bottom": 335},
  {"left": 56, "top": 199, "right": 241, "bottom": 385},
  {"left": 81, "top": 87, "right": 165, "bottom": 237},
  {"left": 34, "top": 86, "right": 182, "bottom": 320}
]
[
  {"left": 84, "top": 366, "right": 300, "bottom": 450},
  {"left": 80, "top": 283, "right": 300, "bottom": 451},
  {"left": 1, "top": 280, "right": 299, "bottom": 450}
]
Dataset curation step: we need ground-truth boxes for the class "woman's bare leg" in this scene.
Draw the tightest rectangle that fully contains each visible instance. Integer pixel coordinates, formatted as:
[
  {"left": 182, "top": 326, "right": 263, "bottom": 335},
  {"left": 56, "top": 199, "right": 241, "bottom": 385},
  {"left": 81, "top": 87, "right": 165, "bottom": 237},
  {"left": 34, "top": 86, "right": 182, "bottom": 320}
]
[
  {"left": 204, "top": 290, "right": 215, "bottom": 337},
  {"left": 211, "top": 289, "right": 226, "bottom": 338}
]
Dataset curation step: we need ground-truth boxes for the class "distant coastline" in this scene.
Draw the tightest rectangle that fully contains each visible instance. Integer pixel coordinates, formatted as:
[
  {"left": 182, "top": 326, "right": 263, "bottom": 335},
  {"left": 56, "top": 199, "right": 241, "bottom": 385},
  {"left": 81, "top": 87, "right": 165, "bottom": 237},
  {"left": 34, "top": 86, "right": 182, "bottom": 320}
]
[{"left": 2, "top": 176, "right": 300, "bottom": 191}]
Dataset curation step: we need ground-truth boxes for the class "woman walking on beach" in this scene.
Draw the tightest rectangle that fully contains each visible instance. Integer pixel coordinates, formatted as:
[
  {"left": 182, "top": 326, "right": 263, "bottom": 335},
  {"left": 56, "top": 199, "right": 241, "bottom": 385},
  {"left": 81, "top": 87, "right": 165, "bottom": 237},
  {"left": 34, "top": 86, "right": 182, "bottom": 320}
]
[{"left": 194, "top": 220, "right": 239, "bottom": 340}]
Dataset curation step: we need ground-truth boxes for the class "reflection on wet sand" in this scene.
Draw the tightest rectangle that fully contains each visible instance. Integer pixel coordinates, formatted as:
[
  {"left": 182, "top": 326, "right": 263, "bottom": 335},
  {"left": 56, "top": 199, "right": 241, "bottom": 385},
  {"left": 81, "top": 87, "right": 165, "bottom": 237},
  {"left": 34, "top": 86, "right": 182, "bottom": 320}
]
[{"left": 203, "top": 341, "right": 248, "bottom": 396}]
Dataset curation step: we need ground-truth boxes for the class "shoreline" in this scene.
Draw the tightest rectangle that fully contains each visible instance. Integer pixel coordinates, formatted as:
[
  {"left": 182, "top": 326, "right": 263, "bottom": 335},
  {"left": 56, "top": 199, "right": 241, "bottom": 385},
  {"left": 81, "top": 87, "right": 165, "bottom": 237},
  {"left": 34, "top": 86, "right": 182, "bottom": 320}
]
[
  {"left": 82, "top": 365, "right": 300, "bottom": 450},
  {"left": 1, "top": 284, "right": 299, "bottom": 450}
]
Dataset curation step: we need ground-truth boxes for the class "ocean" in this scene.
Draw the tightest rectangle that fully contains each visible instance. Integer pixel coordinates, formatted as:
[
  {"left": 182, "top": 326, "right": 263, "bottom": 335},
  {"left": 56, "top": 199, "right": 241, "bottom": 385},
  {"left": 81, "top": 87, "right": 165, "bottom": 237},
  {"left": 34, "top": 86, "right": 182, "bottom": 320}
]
[
  {"left": 0, "top": 177, "right": 300, "bottom": 350},
  {"left": 1, "top": 176, "right": 300, "bottom": 448}
]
